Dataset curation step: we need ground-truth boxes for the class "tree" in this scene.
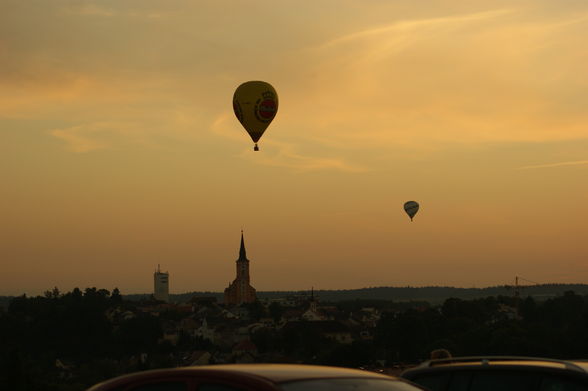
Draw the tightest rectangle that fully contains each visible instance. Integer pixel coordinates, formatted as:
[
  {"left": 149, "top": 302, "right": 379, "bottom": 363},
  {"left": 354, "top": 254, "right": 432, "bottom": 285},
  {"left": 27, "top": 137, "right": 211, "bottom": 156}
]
[
  {"left": 245, "top": 300, "right": 266, "bottom": 322},
  {"left": 44, "top": 287, "right": 60, "bottom": 299},
  {"left": 269, "top": 302, "right": 283, "bottom": 323},
  {"left": 111, "top": 288, "right": 122, "bottom": 304}
]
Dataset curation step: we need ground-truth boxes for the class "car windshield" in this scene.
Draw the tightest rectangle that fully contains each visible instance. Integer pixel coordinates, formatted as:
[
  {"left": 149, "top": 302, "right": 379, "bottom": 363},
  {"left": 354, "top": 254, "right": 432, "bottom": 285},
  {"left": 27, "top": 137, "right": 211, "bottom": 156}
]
[{"left": 280, "top": 378, "right": 422, "bottom": 391}]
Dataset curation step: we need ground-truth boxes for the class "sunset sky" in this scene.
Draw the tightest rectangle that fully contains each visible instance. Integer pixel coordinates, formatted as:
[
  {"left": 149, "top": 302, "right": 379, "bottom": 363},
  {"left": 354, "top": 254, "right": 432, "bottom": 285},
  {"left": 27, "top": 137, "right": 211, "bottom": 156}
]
[{"left": 1, "top": 0, "right": 587, "bottom": 296}]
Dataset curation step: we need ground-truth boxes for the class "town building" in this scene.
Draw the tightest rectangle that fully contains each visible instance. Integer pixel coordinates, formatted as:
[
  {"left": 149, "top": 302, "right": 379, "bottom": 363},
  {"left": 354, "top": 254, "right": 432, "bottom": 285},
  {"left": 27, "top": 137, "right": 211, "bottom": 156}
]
[
  {"left": 224, "top": 231, "right": 257, "bottom": 305},
  {"left": 153, "top": 264, "right": 169, "bottom": 302},
  {"left": 301, "top": 288, "right": 327, "bottom": 321}
]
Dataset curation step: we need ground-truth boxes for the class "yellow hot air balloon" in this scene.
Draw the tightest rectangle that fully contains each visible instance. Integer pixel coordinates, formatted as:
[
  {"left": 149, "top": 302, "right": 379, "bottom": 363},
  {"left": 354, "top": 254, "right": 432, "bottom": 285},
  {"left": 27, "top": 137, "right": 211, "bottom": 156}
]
[{"left": 233, "top": 81, "right": 278, "bottom": 151}]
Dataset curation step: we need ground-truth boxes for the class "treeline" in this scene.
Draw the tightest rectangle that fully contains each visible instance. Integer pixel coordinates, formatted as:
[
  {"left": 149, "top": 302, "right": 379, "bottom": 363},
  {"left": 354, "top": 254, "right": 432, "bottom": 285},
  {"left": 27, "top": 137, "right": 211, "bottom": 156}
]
[
  {"left": 4, "top": 284, "right": 588, "bottom": 306},
  {"left": 0, "top": 288, "right": 174, "bottom": 391},
  {"left": 259, "top": 292, "right": 588, "bottom": 367},
  {"left": 260, "top": 284, "right": 588, "bottom": 303},
  {"left": 375, "top": 291, "right": 588, "bottom": 363},
  {"left": 128, "top": 284, "right": 588, "bottom": 304}
]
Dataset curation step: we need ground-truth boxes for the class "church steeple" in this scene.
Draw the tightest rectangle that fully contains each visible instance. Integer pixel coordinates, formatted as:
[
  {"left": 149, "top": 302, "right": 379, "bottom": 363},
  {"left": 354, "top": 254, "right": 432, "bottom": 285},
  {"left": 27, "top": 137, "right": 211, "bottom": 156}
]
[
  {"left": 239, "top": 230, "right": 247, "bottom": 261},
  {"left": 225, "top": 230, "right": 256, "bottom": 305}
]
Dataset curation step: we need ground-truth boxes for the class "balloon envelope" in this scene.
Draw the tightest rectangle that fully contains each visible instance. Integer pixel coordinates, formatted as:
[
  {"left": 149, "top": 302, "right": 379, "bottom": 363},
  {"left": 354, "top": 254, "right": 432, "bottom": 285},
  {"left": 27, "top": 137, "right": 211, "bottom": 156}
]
[
  {"left": 233, "top": 81, "right": 278, "bottom": 150},
  {"left": 404, "top": 201, "right": 419, "bottom": 221}
]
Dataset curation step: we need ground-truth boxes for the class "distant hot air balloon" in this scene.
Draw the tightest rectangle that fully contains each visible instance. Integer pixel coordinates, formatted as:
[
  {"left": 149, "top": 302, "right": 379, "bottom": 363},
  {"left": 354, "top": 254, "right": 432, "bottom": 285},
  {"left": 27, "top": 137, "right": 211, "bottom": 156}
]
[
  {"left": 233, "top": 81, "right": 278, "bottom": 151},
  {"left": 404, "top": 201, "right": 419, "bottom": 221}
]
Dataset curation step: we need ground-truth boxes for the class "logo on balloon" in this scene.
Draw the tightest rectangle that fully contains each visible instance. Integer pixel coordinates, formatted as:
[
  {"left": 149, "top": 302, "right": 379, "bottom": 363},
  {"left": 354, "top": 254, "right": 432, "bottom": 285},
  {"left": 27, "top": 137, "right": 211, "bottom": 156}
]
[{"left": 255, "top": 91, "right": 277, "bottom": 122}]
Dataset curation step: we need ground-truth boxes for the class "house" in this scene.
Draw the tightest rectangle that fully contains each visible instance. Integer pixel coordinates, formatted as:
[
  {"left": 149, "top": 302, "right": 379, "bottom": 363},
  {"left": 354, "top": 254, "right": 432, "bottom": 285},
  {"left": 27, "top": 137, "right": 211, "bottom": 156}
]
[
  {"left": 283, "top": 321, "right": 354, "bottom": 344},
  {"left": 232, "top": 339, "right": 258, "bottom": 363},
  {"left": 195, "top": 318, "right": 215, "bottom": 342}
]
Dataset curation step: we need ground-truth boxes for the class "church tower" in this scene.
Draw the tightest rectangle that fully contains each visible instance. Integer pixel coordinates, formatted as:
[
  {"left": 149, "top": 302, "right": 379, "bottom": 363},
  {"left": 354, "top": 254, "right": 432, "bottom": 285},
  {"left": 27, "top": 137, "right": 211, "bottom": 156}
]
[{"left": 224, "top": 231, "right": 257, "bottom": 305}]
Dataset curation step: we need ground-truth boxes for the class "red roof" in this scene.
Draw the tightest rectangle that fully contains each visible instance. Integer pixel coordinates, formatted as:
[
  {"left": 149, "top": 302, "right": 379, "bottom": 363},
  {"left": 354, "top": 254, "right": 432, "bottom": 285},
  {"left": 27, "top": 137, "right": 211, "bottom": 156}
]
[{"left": 233, "top": 340, "right": 258, "bottom": 352}]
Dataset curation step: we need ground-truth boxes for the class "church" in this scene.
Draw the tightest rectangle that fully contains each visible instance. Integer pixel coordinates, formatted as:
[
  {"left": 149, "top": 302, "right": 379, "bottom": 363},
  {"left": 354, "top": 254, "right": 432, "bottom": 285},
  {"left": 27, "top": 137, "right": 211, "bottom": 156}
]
[{"left": 224, "top": 231, "right": 257, "bottom": 306}]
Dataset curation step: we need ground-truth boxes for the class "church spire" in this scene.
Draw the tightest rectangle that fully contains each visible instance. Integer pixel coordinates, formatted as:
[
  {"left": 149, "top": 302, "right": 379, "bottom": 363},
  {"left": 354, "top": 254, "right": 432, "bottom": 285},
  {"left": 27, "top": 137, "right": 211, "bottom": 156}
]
[{"left": 239, "top": 230, "right": 247, "bottom": 260}]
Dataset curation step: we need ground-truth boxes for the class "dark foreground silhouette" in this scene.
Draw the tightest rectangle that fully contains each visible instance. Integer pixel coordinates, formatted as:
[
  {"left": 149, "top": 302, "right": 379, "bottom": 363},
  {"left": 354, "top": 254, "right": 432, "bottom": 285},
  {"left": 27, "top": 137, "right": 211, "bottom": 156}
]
[{"left": 1, "top": 287, "right": 588, "bottom": 390}]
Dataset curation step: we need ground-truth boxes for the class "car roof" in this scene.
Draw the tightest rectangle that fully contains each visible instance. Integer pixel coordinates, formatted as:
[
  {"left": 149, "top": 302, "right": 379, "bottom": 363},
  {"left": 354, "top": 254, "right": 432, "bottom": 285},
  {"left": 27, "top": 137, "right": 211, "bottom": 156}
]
[
  {"left": 403, "top": 357, "right": 588, "bottom": 376},
  {"left": 571, "top": 362, "right": 588, "bottom": 372},
  {"left": 88, "top": 364, "right": 395, "bottom": 391},
  {"left": 191, "top": 364, "right": 394, "bottom": 382}
]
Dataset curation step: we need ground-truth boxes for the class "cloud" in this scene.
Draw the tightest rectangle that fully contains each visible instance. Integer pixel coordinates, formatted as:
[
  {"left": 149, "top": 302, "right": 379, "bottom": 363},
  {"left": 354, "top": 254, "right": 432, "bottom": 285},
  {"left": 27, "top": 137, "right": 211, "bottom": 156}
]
[
  {"left": 4, "top": 1, "right": 587, "bottom": 159},
  {"left": 241, "top": 141, "right": 367, "bottom": 173},
  {"left": 210, "top": 113, "right": 244, "bottom": 142},
  {"left": 284, "top": 5, "right": 588, "bottom": 151},
  {"left": 50, "top": 124, "right": 109, "bottom": 153},
  {"left": 62, "top": 3, "right": 169, "bottom": 19},
  {"left": 210, "top": 112, "right": 366, "bottom": 172},
  {"left": 518, "top": 160, "right": 588, "bottom": 170},
  {"left": 49, "top": 122, "right": 145, "bottom": 153},
  {"left": 65, "top": 4, "right": 116, "bottom": 17},
  {"left": 321, "top": 9, "right": 514, "bottom": 48}
]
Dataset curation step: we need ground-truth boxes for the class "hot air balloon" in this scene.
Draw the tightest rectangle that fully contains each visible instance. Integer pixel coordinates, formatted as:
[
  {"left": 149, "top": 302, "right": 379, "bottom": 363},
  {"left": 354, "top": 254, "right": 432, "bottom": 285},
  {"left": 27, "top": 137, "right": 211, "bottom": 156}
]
[
  {"left": 233, "top": 81, "right": 278, "bottom": 151},
  {"left": 404, "top": 201, "right": 419, "bottom": 221}
]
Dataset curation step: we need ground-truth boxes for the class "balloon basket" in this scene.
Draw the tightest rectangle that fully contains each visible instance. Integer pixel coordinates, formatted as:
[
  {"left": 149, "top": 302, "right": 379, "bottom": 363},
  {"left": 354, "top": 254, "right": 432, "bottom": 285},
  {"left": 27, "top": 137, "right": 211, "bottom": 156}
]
[{"left": 254, "top": 144, "right": 259, "bottom": 151}]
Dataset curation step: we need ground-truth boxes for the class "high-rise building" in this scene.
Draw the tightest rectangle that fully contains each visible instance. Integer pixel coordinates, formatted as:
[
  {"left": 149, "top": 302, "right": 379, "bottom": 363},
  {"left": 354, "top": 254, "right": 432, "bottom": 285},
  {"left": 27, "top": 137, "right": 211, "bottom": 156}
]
[
  {"left": 154, "top": 264, "right": 169, "bottom": 302},
  {"left": 224, "top": 231, "right": 257, "bottom": 305}
]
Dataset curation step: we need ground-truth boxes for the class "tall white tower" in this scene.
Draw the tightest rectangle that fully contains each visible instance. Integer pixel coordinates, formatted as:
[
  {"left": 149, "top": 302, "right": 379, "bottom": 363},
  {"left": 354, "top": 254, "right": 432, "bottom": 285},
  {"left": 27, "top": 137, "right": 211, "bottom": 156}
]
[{"left": 153, "top": 264, "right": 169, "bottom": 302}]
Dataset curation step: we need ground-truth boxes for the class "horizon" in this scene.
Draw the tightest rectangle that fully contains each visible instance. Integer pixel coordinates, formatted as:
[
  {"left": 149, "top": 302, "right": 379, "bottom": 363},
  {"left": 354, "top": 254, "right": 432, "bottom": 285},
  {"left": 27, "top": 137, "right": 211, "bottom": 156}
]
[
  {"left": 2, "top": 1, "right": 587, "bottom": 296},
  {"left": 5, "top": 281, "right": 588, "bottom": 299}
]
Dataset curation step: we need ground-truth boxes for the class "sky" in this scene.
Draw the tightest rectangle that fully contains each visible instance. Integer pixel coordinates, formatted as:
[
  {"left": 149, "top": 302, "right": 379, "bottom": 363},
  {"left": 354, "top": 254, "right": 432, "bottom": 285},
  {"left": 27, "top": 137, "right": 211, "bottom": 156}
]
[{"left": 1, "top": 0, "right": 587, "bottom": 296}]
